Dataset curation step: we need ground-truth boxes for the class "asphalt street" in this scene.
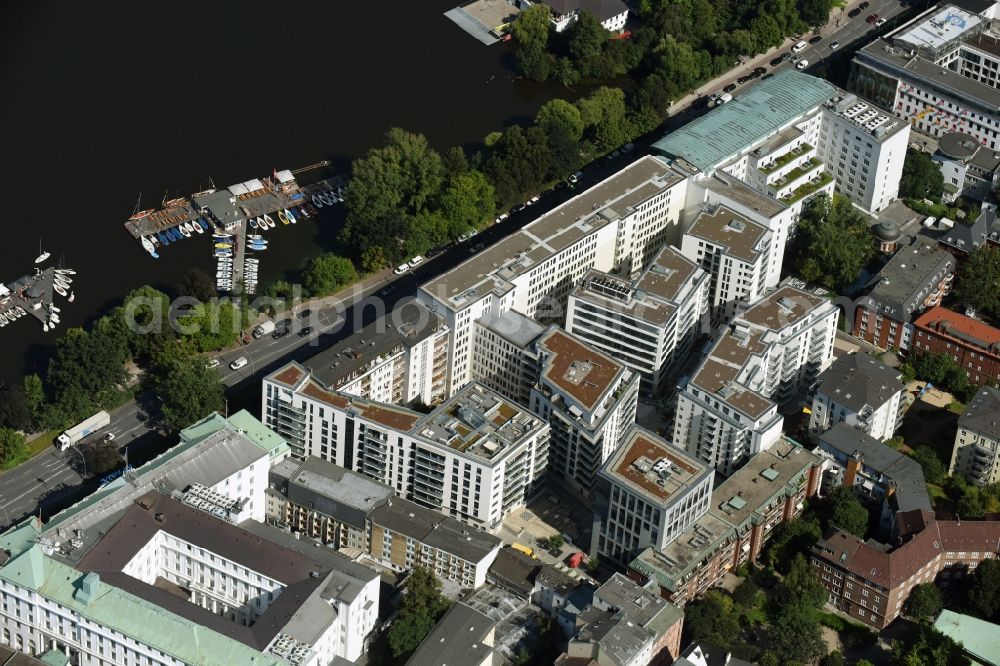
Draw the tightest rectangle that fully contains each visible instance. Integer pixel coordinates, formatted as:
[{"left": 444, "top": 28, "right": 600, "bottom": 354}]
[{"left": 0, "top": 0, "right": 920, "bottom": 530}]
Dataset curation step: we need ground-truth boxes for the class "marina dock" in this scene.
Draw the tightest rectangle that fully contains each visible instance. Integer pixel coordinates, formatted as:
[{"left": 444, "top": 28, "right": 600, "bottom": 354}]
[
  {"left": 1, "top": 266, "right": 77, "bottom": 332},
  {"left": 124, "top": 169, "right": 345, "bottom": 295}
]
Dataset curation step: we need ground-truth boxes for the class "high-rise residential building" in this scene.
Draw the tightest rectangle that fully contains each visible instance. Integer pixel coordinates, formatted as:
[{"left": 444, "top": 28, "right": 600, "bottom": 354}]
[
  {"left": 418, "top": 156, "right": 689, "bottom": 396},
  {"left": 849, "top": 2, "right": 1000, "bottom": 151},
  {"left": 655, "top": 69, "right": 909, "bottom": 217},
  {"left": 950, "top": 386, "right": 1000, "bottom": 485},
  {"left": 263, "top": 367, "right": 549, "bottom": 533},
  {"left": 528, "top": 328, "right": 640, "bottom": 492},
  {"left": 629, "top": 439, "right": 821, "bottom": 606},
  {"left": 565, "top": 245, "right": 709, "bottom": 396},
  {"left": 913, "top": 306, "right": 1000, "bottom": 387},
  {"left": 809, "top": 352, "right": 906, "bottom": 442},
  {"left": 0, "top": 412, "right": 380, "bottom": 666},
  {"left": 260, "top": 301, "right": 449, "bottom": 459},
  {"left": 853, "top": 235, "right": 956, "bottom": 351},
  {"left": 594, "top": 427, "right": 713, "bottom": 565},
  {"left": 679, "top": 205, "right": 771, "bottom": 323},
  {"left": 673, "top": 286, "right": 838, "bottom": 475},
  {"left": 471, "top": 310, "right": 546, "bottom": 406}
]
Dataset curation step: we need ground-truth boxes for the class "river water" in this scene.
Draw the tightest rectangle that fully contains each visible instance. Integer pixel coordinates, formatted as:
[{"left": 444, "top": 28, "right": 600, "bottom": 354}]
[{"left": 0, "top": 0, "right": 567, "bottom": 384}]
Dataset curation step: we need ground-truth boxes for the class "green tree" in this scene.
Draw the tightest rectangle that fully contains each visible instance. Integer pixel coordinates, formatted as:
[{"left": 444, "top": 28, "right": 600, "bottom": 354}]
[
  {"left": 732, "top": 578, "right": 761, "bottom": 608},
  {"left": 176, "top": 300, "right": 243, "bottom": 352},
  {"left": 388, "top": 567, "right": 450, "bottom": 657},
  {"left": 510, "top": 4, "right": 551, "bottom": 49},
  {"left": 0, "top": 384, "right": 31, "bottom": 431},
  {"left": 82, "top": 439, "right": 124, "bottom": 477},
  {"left": 900, "top": 148, "right": 945, "bottom": 201},
  {"left": 767, "top": 555, "right": 828, "bottom": 663},
  {"left": 953, "top": 245, "right": 1000, "bottom": 319},
  {"left": 0, "top": 427, "right": 26, "bottom": 467},
  {"left": 968, "top": 557, "right": 1000, "bottom": 621},
  {"left": 765, "top": 516, "right": 822, "bottom": 573},
  {"left": 48, "top": 326, "right": 130, "bottom": 419},
  {"left": 544, "top": 534, "right": 564, "bottom": 551},
  {"left": 906, "top": 583, "right": 943, "bottom": 621},
  {"left": 150, "top": 350, "right": 226, "bottom": 432},
  {"left": 910, "top": 446, "right": 946, "bottom": 485},
  {"left": 821, "top": 651, "right": 845, "bottom": 666},
  {"left": 442, "top": 145, "right": 469, "bottom": 181},
  {"left": 798, "top": 0, "right": 834, "bottom": 28},
  {"left": 793, "top": 194, "right": 876, "bottom": 291},
  {"left": 303, "top": 253, "right": 358, "bottom": 297},
  {"left": 909, "top": 351, "right": 975, "bottom": 401},
  {"left": 22, "top": 374, "right": 47, "bottom": 430},
  {"left": 576, "top": 86, "right": 630, "bottom": 152},
  {"left": 360, "top": 246, "right": 388, "bottom": 274},
  {"left": 749, "top": 15, "right": 783, "bottom": 52},
  {"left": 567, "top": 10, "right": 608, "bottom": 75},
  {"left": 176, "top": 269, "right": 216, "bottom": 302},
  {"left": 516, "top": 45, "right": 552, "bottom": 81},
  {"left": 682, "top": 590, "right": 741, "bottom": 650},
  {"left": 439, "top": 170, "right": 496, "bottom": 235},
  {"left": 890, "top": 624, "right": 971, "bottom": 666},
  {"left": 814, "top": 486, "right": 869, "bottom": 538},
  {"left": 536, "top": 99, "right": 585, "bottom": 177}
]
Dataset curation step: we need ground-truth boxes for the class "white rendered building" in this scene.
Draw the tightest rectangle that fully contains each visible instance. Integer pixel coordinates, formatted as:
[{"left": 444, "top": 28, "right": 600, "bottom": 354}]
[
  {"left": 809, "top": 352, "right": 906, "bottom": 442},
  {"left": 594, "top": 427, "right": 713, "bottom": 565},
  {"left": 418, "top": 156, "right": 689, "bottom": 396},
  {"left": 530, "top": 0, "right": 630, "bottom": 33},
  {"left": 262, "top": 368, "right": 550, "bottom": 533},
  {"left": 528, "top": 328, "right": 640, "bottom": 493},
  {"left": 566, "top": 245, "right": 710, "bottom": 396},
  {"left": 679, "top": 205, "right": 771, "bottom": 323},
  {"left": 673, "top": 286, "right": 838, "bottom": 475},
  {"left": 471, "top": 310, "right": 546, "bottom": 406}
]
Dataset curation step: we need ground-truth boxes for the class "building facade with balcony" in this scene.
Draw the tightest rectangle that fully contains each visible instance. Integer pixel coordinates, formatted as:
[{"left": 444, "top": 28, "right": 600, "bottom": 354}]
[
  {"left": 628, "top": 439, "right": 821, "bottom": 606},
  {"left": 594, "top": 427, "right": 713, "bottom": 566},
  {"left": 853, "top": 235, "right": 957, "bottom": 351},
  {"left": 528, "top": 328, "right": 640, "bottom": 493},
  {"left": 418, "top": 156, "right": 689, "bottom": 397},
  {"left": 263, "top": 367, "right": 550, "bottom": 533},
  {"left": 471, "top": 310, "right": 546, "bottom": 406},
  {"left": 912, "top": 306, "right": 1000, "bottom": 387},
  {"left": 565, "top": 245, "right": 710, "bottom": 396},
  {"left": 673, "top": 286, "right": 838, "bottom": 475},
  {"left": 679, "top": 205, "right": 771, "bottom": 324},
  {"left": 950, "top": 387, "right": 1000, "bottom": 485},
  {"left": 809, "top": 352, "right": 906, "bottom": 442}
]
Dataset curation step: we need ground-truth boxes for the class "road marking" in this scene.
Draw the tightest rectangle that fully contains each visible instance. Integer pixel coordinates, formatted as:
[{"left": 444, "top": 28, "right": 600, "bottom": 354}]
[{"left": 0, "top": 466, "right": 80, "bottom": 511}]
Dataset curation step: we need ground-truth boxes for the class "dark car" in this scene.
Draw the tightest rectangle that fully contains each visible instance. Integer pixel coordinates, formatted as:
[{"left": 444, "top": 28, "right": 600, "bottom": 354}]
[
  {"left": 379, "top": 285, "right": 397, "bottom": 297},
  {"left": 272, "top": 326, "right": 289, "bottom": 340},
  {"left": 809, "top": 35, "right": 822, "bottom": 44},
  {"left": 736, "top": 74, "right": 751, "bottom": 84},
  {"left": 771, "top": 52, "right": 791, "bottom": 66},
  {"left": 753, "top": 66, "right": 767, "bottom": 76},
  {"left": 761, "top": 73, "right": 774, "bottom": 80},
  {"left": 849, "top": 7, "right": 862, "bottom": 17},
  {"left": 866, "top": 13, "right": 879, "bottom": 22},
  {"left": 299, "top": 326, "right": 313, "bottom": 337},
  {"left": 723, "top": 83, "right": 737, "bottom": 93},
  {"left": 297, "top": 308, "right": 312, "bottom": 319},
  {"left": 859, "top": 1, "right": 870, "bottom": 8}
]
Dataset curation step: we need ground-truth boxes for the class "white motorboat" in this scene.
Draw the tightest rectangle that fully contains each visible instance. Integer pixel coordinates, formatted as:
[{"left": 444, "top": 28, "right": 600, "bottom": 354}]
[
  {"left": 0, "top": 314, "right": 8, "bottom": 325},
  {"left": 54, "top": 284, "right": 67, "bottom": 297},
  {"left": 35, "top": 239, "right": 50, "bottom": 264},
  {"left": 67, "top": 291, "right": 75, "bottom": 302},
  {"left": 183, "top": 222, "right": 196, "bottom": 235},
  {"left": 42, "top": 322, "right": 49, "bottom": 332},
  {"left": 50, "top": 314, "right": 60, "bottom": 324},
  {"left": 178, "top": 225, "right": 192, "bottom": 238},
  {"left": 50, "top": 305, "right": 60, "bottom": 313},
  {"left": 141, "top": 236, "right": 159, "bottom": 257},
  {"left": 192, "top": 221, "right": 205, "bottom": 234},
  {"left": 263, "top": 214, "right": 276, "bottom": 229},
  {"left": 55, "top": 269, "right": 76, "bottom": 275}
]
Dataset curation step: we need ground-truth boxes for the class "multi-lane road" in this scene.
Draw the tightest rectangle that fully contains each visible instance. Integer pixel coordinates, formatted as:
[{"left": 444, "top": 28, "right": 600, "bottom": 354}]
[{"left": 0, "top": 0, "right": 921, "bottom": 529}]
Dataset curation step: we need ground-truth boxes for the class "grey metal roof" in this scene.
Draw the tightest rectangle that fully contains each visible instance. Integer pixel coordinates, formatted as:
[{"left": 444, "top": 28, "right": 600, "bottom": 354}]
[
  {"left": 859, "top": 235, "right": 956, "bottom": 323},
  {"left": 814, "top": 352, "right": 905, "bottom": 413},
  {"left": 285, "top": 456, "right": 394, "bottom": 530},
  {"left": 476, "top": 309, "right": 546, "bottom": 348},
  {"left": 653, "top": 70, "right": 836, "bottom": 172},
  {"left": 405, "top": 602, "right": 495, "bottom": 666},
  {"left": 959, "top": 387, "right": 1000, "bottom": 441}
]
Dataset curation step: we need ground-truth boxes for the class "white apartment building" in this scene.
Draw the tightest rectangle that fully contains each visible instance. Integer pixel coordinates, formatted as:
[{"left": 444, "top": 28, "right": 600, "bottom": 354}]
[
  {"left": 0, "top": 412, "right": 380, "bottom": 666},
  {"left": 263, "top": 368, "right": 550, "bottom": 533},
  {"left": 850, "top": 3, "right": 1000, "bottom": 151},
  {"left": 528, "top": 328, "right": 640, "bottom": 493},
  {"left": 566, "top": 245, "right": 710, "bottom": 396},
  {"left": 418, "top": 156, "right": 689, "bottom": 396},
  {"left": 529, "top": 0, "right": 630, "bottom": 33},
  {"left": 809, "top": 352, "right": 906, "bottom": 442},
  {"left": 679, "top": 205, "right": 771, "bottom": 323},
  {"left": 656, "top": 69, "right": 908, "bottom": 215},
  {"left": 594, "top": 427, "right": 713, "bottom": 565},
  {"left": 471, "top": 310, "right": 546, "bottom": 406},
  {"left": 673, "top": 286, "right": 838, "bottom": 475},
  {"left": 950, "top": 386, "right": 1000, "bottom": 485}
]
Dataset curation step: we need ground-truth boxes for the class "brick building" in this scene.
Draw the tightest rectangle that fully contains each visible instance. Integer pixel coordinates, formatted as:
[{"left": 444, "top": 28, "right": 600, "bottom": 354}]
[{"left": 912, "top": 306, "right": 1000, "bottom": 387}]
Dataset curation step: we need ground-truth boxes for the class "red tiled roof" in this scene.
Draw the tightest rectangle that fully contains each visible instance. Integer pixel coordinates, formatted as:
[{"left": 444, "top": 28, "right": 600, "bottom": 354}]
[
  {"left": 914, "top": 306, "right": 1000, "bottom": 353},
  {"left": 937, "top": 520, "right": 1000, "bottom": 553}
]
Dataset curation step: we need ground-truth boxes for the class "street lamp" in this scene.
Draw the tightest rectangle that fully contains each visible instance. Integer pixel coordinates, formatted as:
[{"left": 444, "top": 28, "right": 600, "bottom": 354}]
[{"left": 71, "top": 445, "right": 87, "bottom": 478}]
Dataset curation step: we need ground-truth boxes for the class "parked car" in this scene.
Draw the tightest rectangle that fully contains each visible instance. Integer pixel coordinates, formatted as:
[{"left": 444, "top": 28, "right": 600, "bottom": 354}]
[
  {"left": 849, "top": 7, "right": 862, "bottom": 17},
  {"left": 830, "top": 41, "right": 841, "bottom": 50},
  {"left": 408, "top": 255, "right": 424, "bottom": 268},
  {"left": 723, "top": 83, "right": 737, "bottom": 93},
  {"left": 796, "top": 59, "right": 810, "bottom": 70},
  {"left": 737, "top": 74, "right": 752, "bottom": 84},
  {"left": 809, "top": 34, "right": 823, "bottom": 44},
  {"left": 753, "top": 66, "right": 767, "bottom": 76},
  {"left": 494, "top": 212, "right": 509, "bottom": 224},
  {"left": 297, "top": 309, "right": 312, "bottom": 319},
  {"left": 378, "top": 285, "right": 397, "bottom": 297},
  {"left": 272, "top": 326, "right": 290, "bottom": 340},
  {"left": 230, "top": 356, "right": 248, "bottom": 371},
  {"left": 205, "top": 358, "right": 221, "bottom": 370},
  {"left": 469, "top": 242, "right": 484, "bottom": 254},
  {"left": 102, "top": 432, "right": 116, "bottom": 443},
  {"left": 866, "top": 13, "right": 879, "bottom": 23},
  {"left": 875, "top": 17, "right": 886, "bottom": 26},
  {"left": 568, "top": 170, "right": 584, "bottom": 184},
  {"left": 526, "top": 195, "right": 540, "bottom": 205},
  {"left": 859, "top": 1, "right": 870, "bottom": 9},
  {"left": 299, "top": 326, "right": 313, "bottom": 337},
  {"left": 393, "top": 263, "right": 409, "bottom": 275},
  {"left": 792, "top": 40, "right": 808, "bottom": 53},
  {"left": 621, "top": 142, "right": 634, "bottom": 153}
]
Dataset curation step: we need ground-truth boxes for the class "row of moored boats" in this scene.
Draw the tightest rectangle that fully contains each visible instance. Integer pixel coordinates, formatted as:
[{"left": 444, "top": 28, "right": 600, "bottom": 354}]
[
  {"left": 140, "top": 218, "right": 212, "bottom": 258},
  {"left": 42, "top": 269, "right": 75, "bottom": 332}
]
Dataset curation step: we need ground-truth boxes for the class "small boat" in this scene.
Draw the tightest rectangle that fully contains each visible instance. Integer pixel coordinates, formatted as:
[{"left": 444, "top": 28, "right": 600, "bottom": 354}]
[
  {"left": 157, "top": 232, "right": 170, "bottom": 245},
  {"left": 50, "top": 305, "right": 60, "bottom": 313},
  {"left": 278, "top": 210, "right": 290, "bottom": 225},
  {"left": 214, "top": 251, "right": 233, "bottom": 258},
  {"left": 141, "top": 236, "right": 156, "bottom": 254},
  {"left": 67, "top": 292, "right": 75, "bottom": 303},
  {"left": 297, "top": 205, "right": 310, "bottom": 218},
  {"left": 311, "top": 194, "right": 324, "bottom": 209},
  {"left": 214, "top": 243, "right": 232, "bottom": 250},
  {"left": 212, "top": 234, "right": 232, "bottom": 240},
  {"left": 183, "top": 222, "right": 196, "bottom": 235},
  {"left": 286, "top": 209, "right": 297, "bottom": 224},
  {"left": 35, "top": 239, "right": 50, "bottom": 264},
  {"left": 0, "top": 314, "right": 8, "bottom": 325},
  {"left": 192, "top": 221, "right": 205, "bottom": 234},
  {"left": 249, "top": 218, "right": 259, "bottom": 230},
  {"left": 306, "top": 203, "right": 320, "bottom": 216},
  {"left": 167, "top": 228, "right": 180, "bottom": 242},
  {"left": 50, "top": 314, "right": 60, "bottom": 324},
  {"left": 263, "top": 214, "right": 276, "bottom": 229},
  {"left": 54, "top": 284, "right": 67, "bottom": 297},
  {"left": 42, "top": 322, "right": 49, "bottom": 332},
  {"left": 198, "top": 218, "right": 211, "bottom": 231},
  {"left": 178, "top": 225, "right": 192, "bottom": 238},
  {"left": 57, "top": 275, "right": 72, "bottom": 284},
  {"left": 55, "top": 269, "right": 76, "bottom": 275},
  {"left": 248, "top": 234, "right": 265, "bottom": 240}
]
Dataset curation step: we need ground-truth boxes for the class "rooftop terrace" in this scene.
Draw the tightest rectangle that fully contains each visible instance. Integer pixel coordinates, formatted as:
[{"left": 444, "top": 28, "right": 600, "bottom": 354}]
[
  {"left": 685, "top": 205, "right": 770, "bottom": 263},
  {"left": 537, "top": 328, "right": 630, "bottom": 414},
  {"left": 601, "top": 427, "right": 707, "bottom": 505}
]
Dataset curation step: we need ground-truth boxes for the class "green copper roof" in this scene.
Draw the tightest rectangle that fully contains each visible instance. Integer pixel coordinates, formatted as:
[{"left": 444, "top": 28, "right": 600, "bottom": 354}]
[
  {"left": 39, "top": 648, "right": 70, "bottom": 666},
  {"left": 653, "top": 70, "right": 836, "bottom": 172},
  {"left": 226, "top": 409, "right": 290, "bottom": 458},
  {"left": 178, "top": 411, "right": 231, "bottom": 443},
  {"left": 933, "top": 610, "right": 1000, "bottom": 665},
  {"left": 0, "top": 547, "right": 285, "bottom": 666},
  {"left": 0, "top": 518, "right": 41, "bottom": 559}
]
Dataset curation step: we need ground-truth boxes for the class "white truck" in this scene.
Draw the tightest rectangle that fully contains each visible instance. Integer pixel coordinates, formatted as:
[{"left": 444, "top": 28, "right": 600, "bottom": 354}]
[
  {"left": 57, "top": 410, "right": 110, "bottom": 451},
  {"left": 252, "top": 320, "right": 275, "bottom": 339}
]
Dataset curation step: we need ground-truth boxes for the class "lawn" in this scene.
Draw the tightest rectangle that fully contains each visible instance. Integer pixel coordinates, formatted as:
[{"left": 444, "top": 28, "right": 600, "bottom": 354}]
[{"left": 947, "top": 401, "right": 966, "bottom": 415}]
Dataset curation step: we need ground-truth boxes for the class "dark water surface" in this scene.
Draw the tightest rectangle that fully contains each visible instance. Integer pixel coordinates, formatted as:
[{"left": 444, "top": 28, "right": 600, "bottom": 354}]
[{"left": 0, "top": 0, "right": 565, "bottom": 384}]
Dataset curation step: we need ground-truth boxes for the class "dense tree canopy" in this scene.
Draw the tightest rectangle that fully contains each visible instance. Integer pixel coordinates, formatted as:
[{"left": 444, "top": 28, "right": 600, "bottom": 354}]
[
  {"left": 148, "top": 349, "right": 225, "bottom": 433},
  {"left": 953, "top": 245, "right": 1000, "bottom": 319},
  {"left": 0, "top": 384, "right": 31, "bottom": 431},
  {"left": 793, "top": 194, "right": 876, "bottom": 292},
  {"left": 682, "top": 590, "right": 742, "bottom": 651},
  {"left": 900, "top": 148, "right": 945, "bottom": 202},
  {"left": 388, "top": 567, "right": 450, "bottom": 657},
  {"left": 910, "top": 446, "right": 947, "bottom": 485},
  {"left": 890, "top": 624, "right": 970, "bottom": 666},
  {"left": 903, "top": 351, "right": 976, "bottom": 402},
  {"left": 303, "top": 254, "right": 358, "bottom": 297},
  {"left": 0, "top": 427, "right": 26, "bottom": 467},
  {"left": 813, "top": 486, "right": 869, "bottom": 538},
  {"left": 968, "top": 557, "right": 1000, "bottom": 622},
  {"left": 176, "top": 269, "right": 216, "bottom": 303},
  {"left": 906, "top": 583, "right": 943, "bottom": 621},
  {"left": 767, "top": 555, "right": 828, "bottom": 663}
]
